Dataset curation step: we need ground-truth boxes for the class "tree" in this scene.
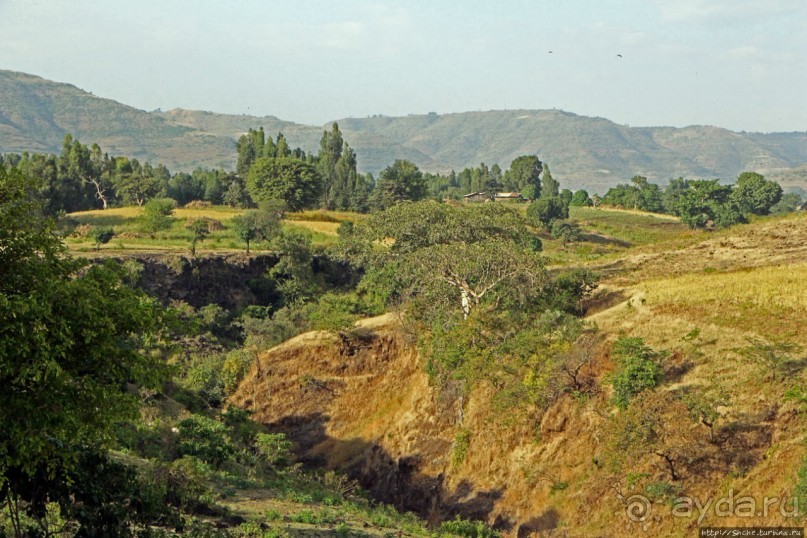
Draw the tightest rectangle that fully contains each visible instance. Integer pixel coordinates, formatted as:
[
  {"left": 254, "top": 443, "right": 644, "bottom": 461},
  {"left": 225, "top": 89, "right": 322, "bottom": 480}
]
[
  {"left": 235, "top": 127, "right": 265, "bottom": 176},
  {"left": 0, "top": 166, "right": 166, "bottom": 531},
  {"left": 230, "top": 208, "right": 281, "bottom": 254},
  {"left": 605, "top": 391, "right": 711, "bottom": 482},
  {"left": 730, "top": 172, "right": 782, "bottom": 216},
  {"left": 677, "top": 179, "right": 745, "bottom": 229},
  {"left": 405, "top": 239, "right": 546, "bottom": 319},
  {"left": 770, "top": 192, "right": 803, "bottom": 214},
  {"left": 187, "top": 218, "right": 210, "bottom": 257},
  {"left": 140, "top": 197, "right": 176, "bottom": 233},
  {"left": 569, "top": 189, "right": 593, "bottom": 207},
  {"left": 246, "top": 157, "right": 322, "bottom": 211},
  {"left": 335, "top": 201, "right": 545, "bottom": 320},
  {"left": 504, "top": 155, "right": 543, "bottom": 199},
  {"left": 609, "top": 337, "right": 664, "bottom": 409},
  {"left": 663, "top": 177, "right": 689, "bottom": 215},
  {"left": 89, "top": 226, "right": 115, "bottom": 251},
  {"left": 559, "top": 188, "right": 573, "bottom": 208},
  {"left": 527, "top": 196, "right": 568, "bottom": 230},
  {"left": 223, "top": 176, "right": 253, "bottom": 208},
  {"left": 540, "top": 164, "right": 559, "bottom": 198},
  {"left": 551, "top": 220, "right": 581, "bottom": 246},
  {"left": 114, "top": 158, "right": 163, "bottom": 206},
  {"left": 370, "top": 160, "right": 428, "bottom": 210}
]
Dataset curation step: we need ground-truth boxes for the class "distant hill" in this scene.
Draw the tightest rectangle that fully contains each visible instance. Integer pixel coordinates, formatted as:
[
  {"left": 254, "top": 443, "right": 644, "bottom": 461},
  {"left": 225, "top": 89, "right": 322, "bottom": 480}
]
[{"left": 2, "top": 69, "right": 807, "bottom": 192}]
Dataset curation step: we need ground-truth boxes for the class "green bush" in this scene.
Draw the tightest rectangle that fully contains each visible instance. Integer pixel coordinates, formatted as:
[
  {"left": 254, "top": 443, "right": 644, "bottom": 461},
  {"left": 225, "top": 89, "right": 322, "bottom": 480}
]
[
  {"left": 140, "top": 197, "right": 177, "bottom": 233},
  {"left": 440, "top": 515, "right": 500, "bottom": 538},
  {"left": 89, "top": 226, "right": 115, "bottom": 250},
  {"left": 452, "top": 429, "right": 472, "bottom": 468},
  {"left": 609, "top": 337, "right": 664, "bottom": 409},
  {"left": 176, "top": 415, "right": 236, "bottom": 466},
  {"left": 255, "top": 432, "right": 294, "bottom": 468}
]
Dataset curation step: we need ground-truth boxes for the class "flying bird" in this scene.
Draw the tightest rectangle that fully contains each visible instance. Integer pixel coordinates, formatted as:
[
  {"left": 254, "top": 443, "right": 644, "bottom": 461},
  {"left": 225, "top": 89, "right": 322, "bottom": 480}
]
[
  {"left": 548, "top": 50, "right": 553, "bottom": 54},
  {"left": 616, "top": 54, "right": 623, "bottom": 58}
]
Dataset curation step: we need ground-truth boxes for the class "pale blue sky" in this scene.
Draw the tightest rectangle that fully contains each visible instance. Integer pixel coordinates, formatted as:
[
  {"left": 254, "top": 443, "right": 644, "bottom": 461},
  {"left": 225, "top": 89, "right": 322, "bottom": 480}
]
[{"left": 1, "top": 0, "right": 805, "bottom": 132}]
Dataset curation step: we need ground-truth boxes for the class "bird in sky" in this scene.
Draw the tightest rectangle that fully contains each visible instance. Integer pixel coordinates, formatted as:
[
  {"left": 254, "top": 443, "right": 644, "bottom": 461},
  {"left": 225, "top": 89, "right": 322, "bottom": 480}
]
[{"left": 616, "top": 54, "right": 623, "bottom": 58}]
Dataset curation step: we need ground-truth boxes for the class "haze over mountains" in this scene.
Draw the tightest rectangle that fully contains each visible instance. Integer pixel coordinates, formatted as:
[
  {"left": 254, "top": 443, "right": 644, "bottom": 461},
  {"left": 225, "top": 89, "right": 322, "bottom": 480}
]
[{"left": 2, "top": 69, "right": 807, "bottom": 193}]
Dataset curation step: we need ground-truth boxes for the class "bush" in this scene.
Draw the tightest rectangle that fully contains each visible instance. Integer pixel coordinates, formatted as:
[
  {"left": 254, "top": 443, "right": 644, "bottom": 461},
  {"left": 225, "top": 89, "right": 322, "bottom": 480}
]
[
  {"left": 440, "top": 515, "right": 500, "bottom": 538},
  {"left": 451, "top": 429, "right": 472, "bottom": 468},
  {"left": 176, "top": 415, "right": 236, "bottom": 466},
  {"left": 609, "top": 337, "right": 664, "bottom": 409},
  {"left": 141, "top": 197, "right": 177, "bottom": 233},
  {"left": 255, "top": 432, "right": 294, "bottom": 468},
  {"left": 89, "top": 226, "right": 115, "bottom": 250}
]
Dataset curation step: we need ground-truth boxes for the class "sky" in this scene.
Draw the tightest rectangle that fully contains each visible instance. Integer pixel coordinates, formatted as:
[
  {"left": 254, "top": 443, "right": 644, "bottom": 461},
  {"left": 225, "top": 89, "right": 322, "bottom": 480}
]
[{"left": 1, "top": 0, "right": 805, "bottom": 132}]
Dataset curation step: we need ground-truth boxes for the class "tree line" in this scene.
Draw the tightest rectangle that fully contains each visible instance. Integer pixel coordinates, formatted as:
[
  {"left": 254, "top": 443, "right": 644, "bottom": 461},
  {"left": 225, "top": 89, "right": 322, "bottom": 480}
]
[{"left": 600, "top": 173, "right": 799, "bottom": 228}]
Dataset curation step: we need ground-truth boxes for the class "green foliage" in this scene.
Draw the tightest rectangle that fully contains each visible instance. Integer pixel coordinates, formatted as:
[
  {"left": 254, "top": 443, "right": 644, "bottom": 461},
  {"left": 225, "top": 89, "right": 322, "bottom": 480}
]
[
  {"left": 538, "top": 268, "right": 599, "bottom": 315},
  {"left": 440, "top": 515, "right": 501, "bottom": 538},
  {"left": 550, "top": 219, "right": 581, "bottom": 246},
  {"left": 527, "top": 196, "right": 568, "bottom": 230},
  {"left": 140, "top": 197, "right": 177, "bottom": 233},
  {"left": 676, "top": 179, "right": 746, "bottom": 229},
  {"left": 246, "top": 157, "right": 323, "bottom": 211},
  {"left": 176, "top": 415, "right": 236, "bottom": 466},
  {"left": 644, "top": 481, "right": 683, "bottom": 504},
  {"left": 370, "top": 159, "right": 428, "bottom": 210},
  {"left": 569, "top": 189, "right": 593, "bottom": 207},
  {"left": 770, "top": 192, "right": 803, "bottom": 214},
  {"left": 602, "top": 176, "right": 664, "bottom": 213},
  {"left": 230, "top": 208, "right": 281, "bottom": 254},
  {"left": 309, "top": 293, "right": 360, "bottom": 335},
  {"left": 503, "top": 155, "right": 542, "bottom": 196},
  {"left": 187, "top": 217, "right": 211, "bottom": 256},
  {"left": 88, "top": 225, "right": 115, "bottom": 250},
  {"left": 540, "top": 164, "right": 559, "bottom": 198},
  {"left": 255, "top": 433, "right": 294, "bottom": 468},
  {"left": 269, "top": 229, "right": 320, "bottom": 305},
  {"left": 609, "top": 337, "right": 664, "bottom": 409},
  {"left": 730, "top": 172, "right": 782, "bottom": 216},
  {"left": 451, "top": 429, "right": 472, "bottom": 468},
  {"left": 0, "top": 166, "right": 170, "bottom": 532},
  {"left": 784, "top": 386, "right": 807, "bottom": 412}
]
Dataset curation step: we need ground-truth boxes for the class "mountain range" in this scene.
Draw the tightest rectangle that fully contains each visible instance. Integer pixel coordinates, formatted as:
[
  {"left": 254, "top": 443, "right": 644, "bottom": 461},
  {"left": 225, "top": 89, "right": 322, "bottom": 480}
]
[{"left": 2, "top": 69, "right": 806, "bottom": 193}]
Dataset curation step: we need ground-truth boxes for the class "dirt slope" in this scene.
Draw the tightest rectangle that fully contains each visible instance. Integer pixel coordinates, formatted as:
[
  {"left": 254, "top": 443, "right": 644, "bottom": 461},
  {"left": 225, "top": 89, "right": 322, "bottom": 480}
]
[{"left": 231, "top": 215, "right": 807, "bottom": 537}]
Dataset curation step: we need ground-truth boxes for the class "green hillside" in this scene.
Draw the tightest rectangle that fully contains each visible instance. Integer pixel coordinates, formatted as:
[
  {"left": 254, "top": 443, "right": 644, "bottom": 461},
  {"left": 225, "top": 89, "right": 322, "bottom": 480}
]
[{"left": 2, "top": 69, "right": 807, "bottom": 191}]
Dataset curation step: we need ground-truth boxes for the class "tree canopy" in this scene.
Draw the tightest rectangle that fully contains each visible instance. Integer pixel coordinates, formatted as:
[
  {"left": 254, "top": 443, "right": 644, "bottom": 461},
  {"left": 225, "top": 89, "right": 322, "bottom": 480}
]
[
  {"left": 246, "top": 157, "right": 323, "bottom": 211},
  {"left": 0, "top": 166, "right": 167, "bottom": 522}
]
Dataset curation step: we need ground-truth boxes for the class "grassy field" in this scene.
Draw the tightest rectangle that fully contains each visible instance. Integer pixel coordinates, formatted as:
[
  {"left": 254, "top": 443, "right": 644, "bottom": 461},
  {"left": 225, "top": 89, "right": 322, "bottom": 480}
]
[{"left": 65, "top": 205, "right": 362, "bottom": 254}]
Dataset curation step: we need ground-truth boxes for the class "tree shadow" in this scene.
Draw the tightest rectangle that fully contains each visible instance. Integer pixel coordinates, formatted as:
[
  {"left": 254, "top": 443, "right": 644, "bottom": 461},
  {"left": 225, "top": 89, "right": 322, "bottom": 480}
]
[
  {"left": 266, "top": 412, "right": 504, "bottom": 528},
  {"left": 516, "top": 507, "right": 561, "bottom": 537},
  {"left": 580, "top": 232, "right": 631, "bottom": 248}
]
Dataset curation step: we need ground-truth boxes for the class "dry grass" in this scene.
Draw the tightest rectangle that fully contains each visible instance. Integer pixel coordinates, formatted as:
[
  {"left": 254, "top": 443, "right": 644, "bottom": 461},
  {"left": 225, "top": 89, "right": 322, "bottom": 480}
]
[
  {"left": 284, "top": 220, "right": 341, "bottom": 236},
  {"left": 640, "top": 264, "right": 807, "bottom": 342}
]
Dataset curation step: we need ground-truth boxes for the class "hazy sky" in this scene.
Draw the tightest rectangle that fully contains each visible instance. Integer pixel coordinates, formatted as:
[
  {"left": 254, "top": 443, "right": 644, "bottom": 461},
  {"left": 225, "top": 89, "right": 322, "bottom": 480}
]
[{"left": 1, "top": 0, "right": 805, "bottom": 132}]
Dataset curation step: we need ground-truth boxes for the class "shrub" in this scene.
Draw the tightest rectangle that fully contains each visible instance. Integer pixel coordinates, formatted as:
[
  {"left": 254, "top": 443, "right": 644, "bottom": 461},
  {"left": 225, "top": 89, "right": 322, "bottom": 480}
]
[
  {"left": 176, "top": 415, "right": 236, "bottom": 466},
  {"left": 440, "top": 515, "right": 500, "bottom": 538},
  {"left": 609, "top": 337, "right": 664, "bottom": 409},
  {"left": 141, "top": 198, "right": 177, "bottom": 233},
  {"left": 89, "top": 226, "right": 115, "bottom": 251},
  {"left": 451, "top": 429, "right": 472, "bottom": 468},
  {"left": 255, "top": 432, "right": 294, "bottom": 467}
]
